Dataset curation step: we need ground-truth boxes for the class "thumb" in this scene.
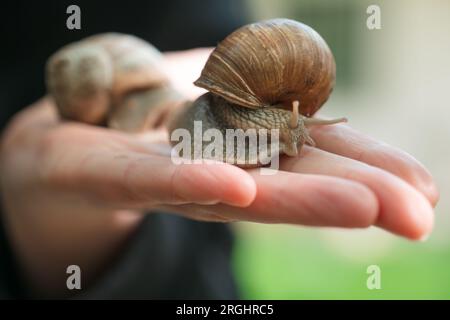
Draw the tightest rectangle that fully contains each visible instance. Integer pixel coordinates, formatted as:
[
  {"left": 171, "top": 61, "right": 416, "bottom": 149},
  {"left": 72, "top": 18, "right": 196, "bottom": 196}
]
[{"left": 68, "top": 152, "right": 257, "bottom": 208}]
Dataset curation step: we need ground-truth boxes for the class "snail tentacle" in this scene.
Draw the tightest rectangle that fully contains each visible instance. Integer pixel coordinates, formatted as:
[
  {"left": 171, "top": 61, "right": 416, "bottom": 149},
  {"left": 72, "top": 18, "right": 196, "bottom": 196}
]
[
  {"left": 303, "top": 116, "right": 347, "bottom": 126},
  {"left": 289, "top": 100, "right": 300, "bottom": 129}
]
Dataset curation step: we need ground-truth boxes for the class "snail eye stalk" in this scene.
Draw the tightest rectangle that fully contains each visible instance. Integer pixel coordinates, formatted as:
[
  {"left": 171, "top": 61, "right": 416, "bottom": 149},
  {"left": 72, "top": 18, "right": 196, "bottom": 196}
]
[{"left": 289, "top": 100, "right": 300, "bottom": 129}]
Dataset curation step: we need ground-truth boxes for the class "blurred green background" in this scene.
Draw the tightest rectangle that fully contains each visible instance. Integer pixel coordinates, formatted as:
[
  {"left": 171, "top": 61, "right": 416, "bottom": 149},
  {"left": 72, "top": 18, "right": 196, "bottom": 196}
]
[{"left": 232, "top": 0, "right": 450, "bottom": 299}]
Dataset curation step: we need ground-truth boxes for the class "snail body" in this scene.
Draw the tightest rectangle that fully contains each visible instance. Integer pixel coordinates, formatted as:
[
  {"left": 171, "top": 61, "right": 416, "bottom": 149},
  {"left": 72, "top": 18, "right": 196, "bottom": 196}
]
[
  {"left": 169, "top": 18, "right": 346, "bottom": 167},
  {"left": 170, "top": 92, "right": 344, "bottom": 167}
]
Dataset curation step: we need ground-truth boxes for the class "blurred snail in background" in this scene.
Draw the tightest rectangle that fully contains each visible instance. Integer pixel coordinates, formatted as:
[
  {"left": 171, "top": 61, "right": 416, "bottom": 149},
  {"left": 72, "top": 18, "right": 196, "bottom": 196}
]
[
  {"left": 169, "top": 19, "right": 346, "bottom": 167},
  {"left": 46, "top": 19, "right": 346, "bottom": 168},
  {"left": 46, "top": 33, "right": 182, "bottom": 131}
]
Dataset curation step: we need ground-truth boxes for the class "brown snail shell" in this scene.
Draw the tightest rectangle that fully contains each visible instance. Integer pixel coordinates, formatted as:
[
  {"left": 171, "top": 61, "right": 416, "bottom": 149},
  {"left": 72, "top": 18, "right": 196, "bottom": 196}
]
[
  {"left": 194, "top": 18, "right": 336, "bottom": 116},
  {"left": 46, "top": 33, "right": 179, "bottom": 131},
  {"left": 169, "top": 19, "right": 346, "bottom": 167}
]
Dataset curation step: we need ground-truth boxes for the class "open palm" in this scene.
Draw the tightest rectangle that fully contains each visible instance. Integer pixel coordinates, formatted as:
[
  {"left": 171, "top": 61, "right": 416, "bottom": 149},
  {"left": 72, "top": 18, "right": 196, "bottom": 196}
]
[{"left": 24, "top": 97, "right": 437, "bottom": 241}]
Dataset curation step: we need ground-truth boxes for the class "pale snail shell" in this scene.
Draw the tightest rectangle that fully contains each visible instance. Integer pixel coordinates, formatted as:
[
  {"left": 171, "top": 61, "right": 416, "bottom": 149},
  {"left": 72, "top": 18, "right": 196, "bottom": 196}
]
[
  {"left": 169, "top": 18, "right": 346, "bottom": 167},
  {"left": 46, "top": 33, "right": 181, "bottom": 131}
]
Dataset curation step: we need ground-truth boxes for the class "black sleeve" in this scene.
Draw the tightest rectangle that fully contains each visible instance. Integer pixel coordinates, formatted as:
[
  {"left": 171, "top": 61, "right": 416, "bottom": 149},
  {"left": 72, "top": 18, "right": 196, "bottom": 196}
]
[
  {"left": 75, "top": 213, "right": 239, "bottom": 299},
  {"left": 0, "top": 212, "right": 25, "bottom": 299},
  {"left": 0, "top": 211, "right": 239, "bottom": 299}
]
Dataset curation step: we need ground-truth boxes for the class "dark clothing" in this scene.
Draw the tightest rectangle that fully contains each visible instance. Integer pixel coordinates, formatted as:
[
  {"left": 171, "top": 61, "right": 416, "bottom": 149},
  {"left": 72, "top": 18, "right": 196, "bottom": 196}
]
[{"left": 0, "top": 0, "right": 249, "bottom": 299}]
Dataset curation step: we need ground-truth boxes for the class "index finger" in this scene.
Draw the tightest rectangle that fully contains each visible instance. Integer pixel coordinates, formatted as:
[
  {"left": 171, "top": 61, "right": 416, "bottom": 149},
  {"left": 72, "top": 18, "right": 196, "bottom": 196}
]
[{"left": 309, "top": 124, "right": 439, "bottom": 206}]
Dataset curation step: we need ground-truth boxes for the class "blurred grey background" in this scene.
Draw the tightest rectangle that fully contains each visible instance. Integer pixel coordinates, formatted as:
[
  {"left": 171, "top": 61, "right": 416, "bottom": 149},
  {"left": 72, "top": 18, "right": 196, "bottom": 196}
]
[{"left": 233, "top": 0, "right": 450, "bottom": 299}]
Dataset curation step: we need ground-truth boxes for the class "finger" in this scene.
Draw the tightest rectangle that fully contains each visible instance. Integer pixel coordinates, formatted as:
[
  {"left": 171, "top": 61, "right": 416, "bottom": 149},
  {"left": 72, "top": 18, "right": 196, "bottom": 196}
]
[
  {"left": 160, "top": 170, "right": 379, "bottom": 228},
  {"left": 309, "top": 124, "right": 439, "bottom": 206},
  {"left": 94, "top": 155, "right": 256, "bottom": 207},
  {"left": 281, "top": 146, "right": 434, "bottom": 240},
  {"left": 44, "top": 142, "right": 256, "bottom": 208}
]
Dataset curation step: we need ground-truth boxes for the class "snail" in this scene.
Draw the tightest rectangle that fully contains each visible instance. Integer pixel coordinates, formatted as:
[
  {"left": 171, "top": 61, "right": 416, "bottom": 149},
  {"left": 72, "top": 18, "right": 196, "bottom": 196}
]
[
  {"left": 168, "top": 19, "right": 347, "bottom": 167},
  {"left": 46, "top": 33, "right": 182, "bottom": 131}
]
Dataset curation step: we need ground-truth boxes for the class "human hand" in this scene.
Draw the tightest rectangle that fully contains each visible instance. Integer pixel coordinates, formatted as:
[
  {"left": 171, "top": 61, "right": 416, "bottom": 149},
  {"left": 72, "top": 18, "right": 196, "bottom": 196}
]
[
  {"left": 0, "top": 49, "right": 438, "bottom": 295},
  {"left": 3, "top": 97, "right": 436, "bottom": 243}
]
